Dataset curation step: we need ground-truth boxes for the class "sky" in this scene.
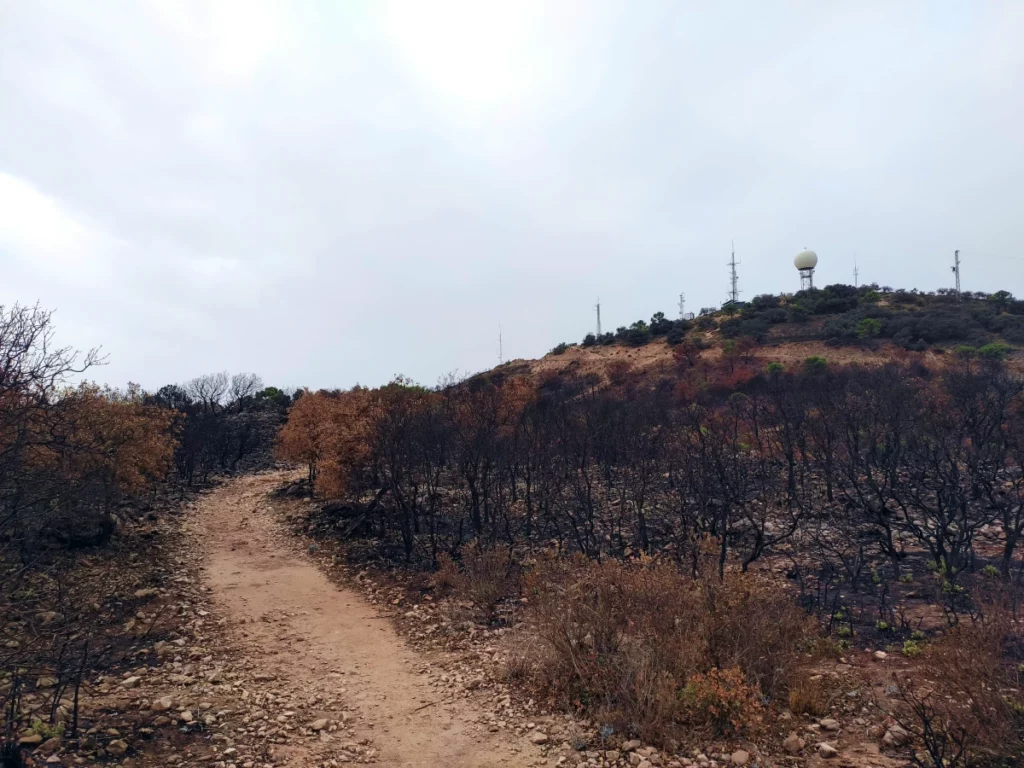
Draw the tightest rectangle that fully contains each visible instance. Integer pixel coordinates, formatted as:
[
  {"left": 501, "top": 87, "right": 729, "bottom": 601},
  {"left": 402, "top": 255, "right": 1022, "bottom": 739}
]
[{"left": 2, "top": 1, "right": 1023, "bottom": 391}]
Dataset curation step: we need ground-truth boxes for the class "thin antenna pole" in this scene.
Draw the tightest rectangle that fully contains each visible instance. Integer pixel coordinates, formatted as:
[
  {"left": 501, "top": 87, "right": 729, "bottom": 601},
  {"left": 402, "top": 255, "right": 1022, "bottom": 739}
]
[
  {"left": 595, "top": 298, "right": 602, "bottom": 337},
  {"left": 498, "top": 324, "right": 503, "bottom": 364},
  {"left": 678, "top": 292, "right": 686, "bottom": 320},
  {"left": 853, "top": 253, "right": 859, "bottom": 287},
  {"left": 728, "top": 241, "right": 740, "bottom": 303},
  {"left": 952, "top": 250, "right": 961, "bottom": 301}
]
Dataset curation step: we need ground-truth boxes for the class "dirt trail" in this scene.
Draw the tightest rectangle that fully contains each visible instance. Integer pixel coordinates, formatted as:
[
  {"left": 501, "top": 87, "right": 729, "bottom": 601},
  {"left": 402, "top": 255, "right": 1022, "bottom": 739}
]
[{"left": 197, "top": 472, "right": 535, "bottom": 768}]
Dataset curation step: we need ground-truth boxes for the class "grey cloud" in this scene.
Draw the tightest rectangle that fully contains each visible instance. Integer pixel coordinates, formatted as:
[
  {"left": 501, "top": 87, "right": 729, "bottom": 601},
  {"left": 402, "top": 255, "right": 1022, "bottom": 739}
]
[{"left": 1, "top": 1, "right": 1021, "bottom": 390}]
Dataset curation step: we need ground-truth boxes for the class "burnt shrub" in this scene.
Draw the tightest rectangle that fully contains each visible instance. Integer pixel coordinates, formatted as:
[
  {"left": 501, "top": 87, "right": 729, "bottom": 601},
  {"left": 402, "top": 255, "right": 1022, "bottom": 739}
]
[
  {"left": 434, "top": 543, "right": 519, "bottom": 622},
  {"left": 526, "top": 556, "right": 813, "bottom": 742},
  {"left": 890, "top": 597, "right": 1024, "bottom": 767}
]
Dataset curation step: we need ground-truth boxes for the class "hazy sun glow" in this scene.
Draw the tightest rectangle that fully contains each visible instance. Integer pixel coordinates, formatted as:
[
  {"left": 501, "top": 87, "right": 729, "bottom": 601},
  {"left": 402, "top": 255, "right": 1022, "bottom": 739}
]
[{"left": 382, "top": 0, "right": 553, "bottom": 115}]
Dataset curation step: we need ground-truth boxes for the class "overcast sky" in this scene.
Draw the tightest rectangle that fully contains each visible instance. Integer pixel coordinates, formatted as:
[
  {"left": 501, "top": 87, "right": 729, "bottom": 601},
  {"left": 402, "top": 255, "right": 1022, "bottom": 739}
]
[{"left": 2, "top": 1, "right": 1022, "bottom": 390}]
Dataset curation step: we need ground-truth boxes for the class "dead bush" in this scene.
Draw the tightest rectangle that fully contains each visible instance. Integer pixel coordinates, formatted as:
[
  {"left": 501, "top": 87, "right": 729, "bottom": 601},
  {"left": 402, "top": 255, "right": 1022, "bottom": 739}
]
[
  {"left": 527, "top": 555, "right": 813, "bottom": 743},
  {"left": 433, "top": 543, "right": 519, "bottom": 622},
  {"left": 499, "top": 654, "right": 532, "bottom": 685},
  {"left": 432, "top": 553, "right": 461, "bottom": 594},
  {"left": 680, "top": 667, "right": 763, "bottom": 736},
  {"left": 890, "top": 598, "right": 1024, "bottom": 767},
  {"left": 787, "top": 673, "right": 832, "bottom": 717}
]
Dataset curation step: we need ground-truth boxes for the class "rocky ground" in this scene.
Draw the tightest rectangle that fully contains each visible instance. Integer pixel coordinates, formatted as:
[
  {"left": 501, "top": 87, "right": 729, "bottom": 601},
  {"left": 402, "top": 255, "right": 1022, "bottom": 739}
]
[{"left": 10, "top": 471, "right": 915, "bottom": 767}]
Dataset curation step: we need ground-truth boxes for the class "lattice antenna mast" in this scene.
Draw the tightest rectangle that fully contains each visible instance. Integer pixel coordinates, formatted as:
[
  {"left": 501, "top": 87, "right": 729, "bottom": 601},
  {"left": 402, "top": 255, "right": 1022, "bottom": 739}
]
[
  {"left": 853, "top": 253, "right": 859, "bottom": 287},
  {"left": 498, "top": 324, "right": 503, "bottom": 364},
  {"left": 595, "top": 298, "right": 602, "bottom": 337},
  {"left": 951, "top": 250, "right": 961, "bottom": 301},
  {"left": 728, "top": 241, "right": 740, "bottom": 303},
  {"left": 678, "top": 292, "right": 686, "bottom": 320}
]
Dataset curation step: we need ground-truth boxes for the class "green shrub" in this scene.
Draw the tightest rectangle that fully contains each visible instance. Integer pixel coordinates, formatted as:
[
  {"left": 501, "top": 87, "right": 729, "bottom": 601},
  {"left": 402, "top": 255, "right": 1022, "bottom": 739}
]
[
  {"left": 978, "top": 342, "right": 1011, "bottom": 361},
  {"left": 803, "top": 356, "right": 828, "bottom": 374},
  {"left": 551, "top": 342, "right": 570, "bottom": 356},
  {"left": 902, "top": 639, "right": 923, "bottom": 657},
  {"left": 856, "top": 317, "right": 882, "bottom": 339}
]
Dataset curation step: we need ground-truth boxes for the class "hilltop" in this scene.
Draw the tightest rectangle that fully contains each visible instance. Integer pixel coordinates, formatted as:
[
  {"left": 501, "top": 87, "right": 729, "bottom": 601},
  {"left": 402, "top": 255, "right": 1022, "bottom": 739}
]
[{"left": 500, "top": 284, "right": 1024, "bottom": 383}]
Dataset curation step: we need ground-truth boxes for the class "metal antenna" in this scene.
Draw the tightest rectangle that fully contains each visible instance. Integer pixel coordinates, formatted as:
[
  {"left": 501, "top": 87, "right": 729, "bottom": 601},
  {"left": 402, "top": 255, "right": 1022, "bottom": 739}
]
[
  {"left": 498, "top": 324, "right": 503, "bottom": 364},
  {"left": 678, "top": 292, "right": 686, "bottom": 320},
  {"left": 595, "top": 298, "right": 602, "bottom": 337},
  {"left": 853, "top": 253, "right": 859, "bottom": 287},
  {"left": 728, "top": 241, "right": 740, "bottom": 303},
  {"left": 951, "top": 250, "right": 961, "bottom": 301}
]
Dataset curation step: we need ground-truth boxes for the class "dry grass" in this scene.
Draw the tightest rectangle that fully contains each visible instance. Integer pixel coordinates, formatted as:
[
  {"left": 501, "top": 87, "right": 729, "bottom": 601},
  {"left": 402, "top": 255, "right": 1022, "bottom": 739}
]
[
  {"left": 787, "top": 672, "right": 833, "bottom": 717},
  {"left": 521, "top": 553, "right": 814, "bottom": 743}
]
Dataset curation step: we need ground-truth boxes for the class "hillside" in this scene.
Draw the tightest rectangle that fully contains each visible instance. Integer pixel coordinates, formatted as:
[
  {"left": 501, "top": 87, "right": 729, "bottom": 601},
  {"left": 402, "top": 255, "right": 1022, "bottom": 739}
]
[
  {"left": 506, "top": 284, "right": 1024, "bottom": 383},
  {"left": 6, "top": 289, "right": 1024, "bottom": 768}
]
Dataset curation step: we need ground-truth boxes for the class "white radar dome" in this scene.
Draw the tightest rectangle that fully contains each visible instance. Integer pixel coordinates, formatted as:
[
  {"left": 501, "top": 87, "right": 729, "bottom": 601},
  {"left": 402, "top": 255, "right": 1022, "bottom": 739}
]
[{"left": 794, "top": 249, "right": 818, "bottom": 270}]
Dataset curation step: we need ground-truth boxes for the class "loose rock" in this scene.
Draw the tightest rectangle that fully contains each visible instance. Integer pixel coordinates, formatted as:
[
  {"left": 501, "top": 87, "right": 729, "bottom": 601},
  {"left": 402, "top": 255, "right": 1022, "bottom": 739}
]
[
  {"left": 783, "top": 733, "right": 805, "bottom": 754},
  {"left": 817, "top": 742, "right": 839, "bottom": 759}
]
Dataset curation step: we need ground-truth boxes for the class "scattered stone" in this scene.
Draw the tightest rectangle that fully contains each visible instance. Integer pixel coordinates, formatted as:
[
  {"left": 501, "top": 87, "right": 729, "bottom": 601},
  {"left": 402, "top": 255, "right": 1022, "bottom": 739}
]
[
  {"left": 107, "top": 739, "right": 129, "bottom": 756},
  {"left": 36, "top": 676, "right": 58, "bottom": 688},
  {"left": 134, "top": 588, "right": 158, "bottom": 599},
  {"left": 310, "top": 718, "right": 329, "bottom": 731},
  {"left": 817, "top": 743, "right": 839, "bottom": 759},
  {"left": 18, "top": 734, "right": 43, "bottom": 747},
  {"left": 152, "top": 696, "right": 173, "bottom": 712},
  {"left": 121, "top": 675, "right": 142, "bottom": 688},
  {"left": 819, "top": 717, "right": 841, "bottom": 731},
  {"left": 529, "top": 732, "right": 549, "bottom": 745},
  {"left": 179, "top": 710, "right": 194, "bottom": 723},
  {"left": 874, "top": 650, "right": 888, "bottom": 661},
  {"left": 730, "top": 750, "right": 749, "bottom": 766},
  {"left": 783, "top": 733, "right": 805, "bottom": 754},
  {"left": 883, "top": 724, "right": 909, "bottom": 747}
]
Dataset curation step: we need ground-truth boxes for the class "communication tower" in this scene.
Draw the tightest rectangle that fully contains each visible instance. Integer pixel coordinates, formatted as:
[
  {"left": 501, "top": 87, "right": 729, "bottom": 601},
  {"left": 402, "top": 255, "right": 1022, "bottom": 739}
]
[
  {"left": 951, "top": 250, "right": 961, "bottom": 301},
  {"left": 728, "top": 242, "right": 740, "bottom": 303}
]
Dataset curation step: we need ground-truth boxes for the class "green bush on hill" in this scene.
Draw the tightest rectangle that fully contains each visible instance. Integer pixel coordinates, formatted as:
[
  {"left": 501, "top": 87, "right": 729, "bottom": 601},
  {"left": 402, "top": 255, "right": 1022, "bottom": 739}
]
[{"left": 571, "top": 284, "right": 1022, "bottom": 354}]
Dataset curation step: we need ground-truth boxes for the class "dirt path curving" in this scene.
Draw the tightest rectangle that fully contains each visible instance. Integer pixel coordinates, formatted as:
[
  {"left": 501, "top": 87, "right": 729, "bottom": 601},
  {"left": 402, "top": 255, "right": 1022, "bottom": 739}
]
[{"left": 197, "top": 472, "right": 535, "bottom": 768}]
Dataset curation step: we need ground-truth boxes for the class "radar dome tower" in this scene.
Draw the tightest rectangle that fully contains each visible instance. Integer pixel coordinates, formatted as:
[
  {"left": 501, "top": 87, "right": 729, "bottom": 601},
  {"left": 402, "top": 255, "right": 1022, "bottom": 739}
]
[{"left": 795, "top": 249, "right": 818, "bottom": 290}]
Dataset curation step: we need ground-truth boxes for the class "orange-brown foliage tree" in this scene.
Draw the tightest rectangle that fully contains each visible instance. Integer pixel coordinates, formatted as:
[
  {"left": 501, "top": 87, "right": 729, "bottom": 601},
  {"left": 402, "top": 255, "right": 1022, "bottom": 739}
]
[{"left": 276, "top": 388, "right": 375, "bottom": 497}]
